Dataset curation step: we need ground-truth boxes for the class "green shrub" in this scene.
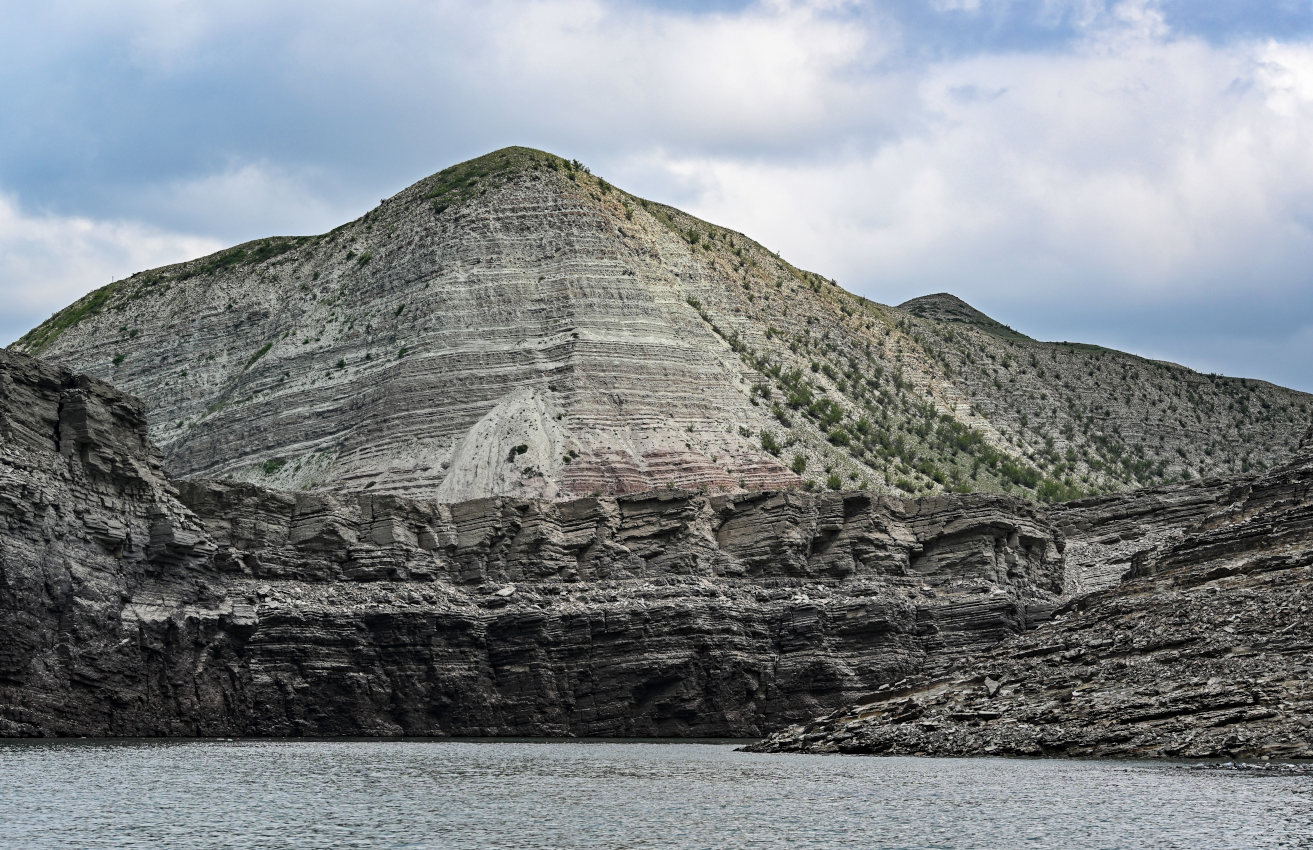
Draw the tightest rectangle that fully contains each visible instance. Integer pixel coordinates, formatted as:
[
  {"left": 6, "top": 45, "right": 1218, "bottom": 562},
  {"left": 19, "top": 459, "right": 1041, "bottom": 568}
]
[
  {"left": 244, "top": 342, "right": 273, "bottom": 370},
  {"left": 827, "top": 428, "right": 850, "bottom": 447}
]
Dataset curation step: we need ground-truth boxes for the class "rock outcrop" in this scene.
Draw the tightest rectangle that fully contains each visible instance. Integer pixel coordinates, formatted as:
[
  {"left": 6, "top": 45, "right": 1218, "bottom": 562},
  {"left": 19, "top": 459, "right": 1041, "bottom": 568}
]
[
  {"left": 13, "top": 148, "right": 1310, "bottom": 503},
  {"left": 0, "top": 349, "right": 1067, "bottom": 737},
  {"left": 745, "top": 435, "right": 1313, "bottom": 760}
]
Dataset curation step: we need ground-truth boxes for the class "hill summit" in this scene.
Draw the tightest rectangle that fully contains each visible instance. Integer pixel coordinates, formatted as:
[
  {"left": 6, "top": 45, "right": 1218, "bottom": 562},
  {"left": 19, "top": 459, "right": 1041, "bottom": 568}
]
[
  {"left": 12, "top": 146, "right": 1311, "bottom": 502},
  {"left": 898, "top": 293, "right": 1030, "bottom": 342}
]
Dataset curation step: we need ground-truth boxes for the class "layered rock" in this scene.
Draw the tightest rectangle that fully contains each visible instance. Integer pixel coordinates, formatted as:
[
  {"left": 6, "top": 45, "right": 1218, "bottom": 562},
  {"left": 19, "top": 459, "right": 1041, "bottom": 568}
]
[
  {"left": 13, "top": 148, "right": 1310, "bottom": 503},
  {"left": 0, "top": 349, "right": 221, "bottom": 733},
  {"left": 746, "top": 434, "right": 1313, "bottom": 759},
  {"left": 0, "top": 349, "right": 1067, "bottom": 737},
  {"left": 1048, "top": 477, "right": 1240, "bottom": 595}
]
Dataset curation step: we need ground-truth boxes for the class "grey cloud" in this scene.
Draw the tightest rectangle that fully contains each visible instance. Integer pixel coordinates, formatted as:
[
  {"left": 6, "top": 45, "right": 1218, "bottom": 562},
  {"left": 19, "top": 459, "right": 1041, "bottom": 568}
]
[{"left": 1, "top": 0, "right": 1311, "bottom": 393}]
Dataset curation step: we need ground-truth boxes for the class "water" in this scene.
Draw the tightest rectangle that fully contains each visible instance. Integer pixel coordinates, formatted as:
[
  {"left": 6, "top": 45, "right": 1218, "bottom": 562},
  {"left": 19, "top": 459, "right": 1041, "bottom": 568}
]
[{"left": 1, "top": 741, "right": 1310, "bottom": 849}]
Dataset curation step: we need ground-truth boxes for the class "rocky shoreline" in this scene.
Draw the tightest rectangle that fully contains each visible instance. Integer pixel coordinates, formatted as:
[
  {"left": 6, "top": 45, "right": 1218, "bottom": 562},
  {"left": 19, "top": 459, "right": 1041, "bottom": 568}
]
[
  {"left": 3, "top": 347, "right": 1310, "bottom": 755},
  {"left": 1, "top": 349, "right": 1064, "bottom": 737},
  {"left": 744, "top": 429, "right": 1313, "bottom": 760}
]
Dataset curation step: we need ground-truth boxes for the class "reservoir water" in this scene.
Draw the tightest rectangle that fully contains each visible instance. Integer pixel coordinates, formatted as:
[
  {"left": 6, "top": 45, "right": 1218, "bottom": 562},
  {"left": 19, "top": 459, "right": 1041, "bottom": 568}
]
[{"left": 1, "top": 740, "right": 1309, "bottom": 849}]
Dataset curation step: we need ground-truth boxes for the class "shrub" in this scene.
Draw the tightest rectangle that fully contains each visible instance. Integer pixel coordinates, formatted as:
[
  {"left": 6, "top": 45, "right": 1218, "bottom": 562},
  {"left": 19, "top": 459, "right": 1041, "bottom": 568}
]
[
  {"left": 827, "top": 428, "right": 850, "bottom": 447},
  {"left": 825, "top": 473, "right": 843, "bottom": 490},
  {"left": 760, "top": 430, "right": 783, "bottom": 456},
  {"left": 244, "top": 342, "right": 273, "bottom": 370},
  {"left": 791, "top": 454, "right": 807, "bottom": 474}
]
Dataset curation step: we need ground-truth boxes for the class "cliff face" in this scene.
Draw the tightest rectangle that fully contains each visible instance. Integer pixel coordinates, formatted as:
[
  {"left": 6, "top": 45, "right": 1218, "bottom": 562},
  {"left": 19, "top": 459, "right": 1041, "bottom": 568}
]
[
  {"left": 0, "top": 349, "right": 1065, "bottom": 737},
  {"left": 13, "top": 148, "right": 1310, "bottom": 504},
  {"left": 747, "top": 433, "right": 1313, "bottom": 760},
  {"left": 0, "top": 350, "right": 221, "bottom": 733},
  {"left": 5, "top": 349, "right": 1310, "bottom": 750}
]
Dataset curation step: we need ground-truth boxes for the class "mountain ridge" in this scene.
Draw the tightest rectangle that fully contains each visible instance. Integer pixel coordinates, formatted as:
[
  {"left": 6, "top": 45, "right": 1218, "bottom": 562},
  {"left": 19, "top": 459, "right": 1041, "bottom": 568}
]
[{"left": 11, "top": 146, "right": 1311, "bottom": 504}]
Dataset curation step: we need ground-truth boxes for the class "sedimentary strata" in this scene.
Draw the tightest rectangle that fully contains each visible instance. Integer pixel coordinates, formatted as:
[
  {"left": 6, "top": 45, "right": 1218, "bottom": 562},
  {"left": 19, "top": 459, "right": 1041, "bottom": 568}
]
[
  {"left": 14, "top": 148, "right": 1309, "bottom": 503},
  {"left": 0, "top": 349, "right": 1065, "bottom": 737},
  {"left": 745, "top": 432, "right": 1313, "bottom": 760}
]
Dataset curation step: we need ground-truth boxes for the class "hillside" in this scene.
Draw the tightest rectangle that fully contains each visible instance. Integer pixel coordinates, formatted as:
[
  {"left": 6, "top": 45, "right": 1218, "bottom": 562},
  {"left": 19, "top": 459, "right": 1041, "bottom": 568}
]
[{"left": 12, "top": 146, "right": 1311, "bottom": 503}]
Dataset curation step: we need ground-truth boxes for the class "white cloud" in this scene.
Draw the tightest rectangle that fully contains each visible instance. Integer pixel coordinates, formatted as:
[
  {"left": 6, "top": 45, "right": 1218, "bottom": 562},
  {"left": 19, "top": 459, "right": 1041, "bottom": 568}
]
[
  {"left": 3, "top": 0, "right": 1311, "bottom": 387},
  {"left": 614, "top": 25, "right": 1313, "bottom": 317},
  {"left": 0, "top": 195, "right": 221, "bottom": 342},
  {"left": 136, "top": 161, "right": 350, "bottom": 239}
]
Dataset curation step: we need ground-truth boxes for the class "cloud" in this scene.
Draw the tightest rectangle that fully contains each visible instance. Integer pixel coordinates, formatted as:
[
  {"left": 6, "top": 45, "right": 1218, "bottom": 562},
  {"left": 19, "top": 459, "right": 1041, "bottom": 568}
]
[
  {"left": 131, "top": 161, "right": 351, "bottom": 240},
  {"left": 0, "top": 194, "right": 221, "bottom": 346},
  {"left": 1, "top": 0, "right": 1311, "bottom": 389},
  {"left": 615, "top": 20, "right": 1313, "bottom": 307}
]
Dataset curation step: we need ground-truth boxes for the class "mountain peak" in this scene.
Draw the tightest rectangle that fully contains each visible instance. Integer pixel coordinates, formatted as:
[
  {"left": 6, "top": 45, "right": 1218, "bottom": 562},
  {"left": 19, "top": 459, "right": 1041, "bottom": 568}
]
[
  {"left": 898, "top": 293, "right": 1031, "bottom": 341},
  {"left": 399, "top": 146, "right": 584, "bottom": 213}
]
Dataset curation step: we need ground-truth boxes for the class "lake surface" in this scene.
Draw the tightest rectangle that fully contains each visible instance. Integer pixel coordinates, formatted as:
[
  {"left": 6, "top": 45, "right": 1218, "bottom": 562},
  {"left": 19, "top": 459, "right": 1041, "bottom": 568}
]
[{"left": 1, "top": 740, "right": 1310, "bottom": 849}]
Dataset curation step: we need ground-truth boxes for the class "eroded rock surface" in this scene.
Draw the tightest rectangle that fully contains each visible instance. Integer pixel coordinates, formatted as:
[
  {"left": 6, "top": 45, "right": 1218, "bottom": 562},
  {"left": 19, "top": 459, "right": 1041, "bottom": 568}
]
[
  {"left": 746, "top": 437, "right": 1313, "bottom": 760},
  {"left": 14, "top": 148, "right": 1309, "bottom": 503},
  {"left": 0, "top": 349, "right": 1065, "bottom": 737}
]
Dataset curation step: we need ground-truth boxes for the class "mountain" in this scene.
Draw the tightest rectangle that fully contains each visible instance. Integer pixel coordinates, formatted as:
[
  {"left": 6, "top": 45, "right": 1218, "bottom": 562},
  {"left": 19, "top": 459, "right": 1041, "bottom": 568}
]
[{"left": 12, "top": 147, "right": 1311, "bottom": 503}]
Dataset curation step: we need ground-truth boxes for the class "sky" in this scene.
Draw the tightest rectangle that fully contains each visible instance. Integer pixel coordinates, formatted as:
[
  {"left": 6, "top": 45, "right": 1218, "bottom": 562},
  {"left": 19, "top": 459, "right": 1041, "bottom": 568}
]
[{"left": 2, "top": 0, "right": 1311, "bottom": 392}]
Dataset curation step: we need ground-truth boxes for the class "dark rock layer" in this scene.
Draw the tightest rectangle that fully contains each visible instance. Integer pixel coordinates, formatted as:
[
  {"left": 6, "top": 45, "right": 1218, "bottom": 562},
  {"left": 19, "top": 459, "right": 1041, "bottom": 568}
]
[
  {"left": 0, "top": 349, "right": 1064, "bottom": 737},
  {"left": 745, "top": 439, "right": 1313, "bottom": 759}
]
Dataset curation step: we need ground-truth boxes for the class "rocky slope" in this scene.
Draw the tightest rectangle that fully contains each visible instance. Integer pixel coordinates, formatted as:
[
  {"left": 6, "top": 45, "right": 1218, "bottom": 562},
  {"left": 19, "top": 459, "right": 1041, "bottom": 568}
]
[
  {"left": 1, "top": 348, "right": 1070, "bottom": 737},
  {"left": 745, "top": 428, "right": 1313, "bottom": 759},
  {"left": 12, "top": 148, "right": 1310, "bottom": 504}
]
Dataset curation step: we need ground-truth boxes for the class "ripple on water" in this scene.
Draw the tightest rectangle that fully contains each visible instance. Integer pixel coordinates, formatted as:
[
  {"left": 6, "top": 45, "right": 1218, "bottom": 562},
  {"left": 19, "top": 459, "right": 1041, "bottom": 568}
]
[{"left": 1, "top": 741, "right": 1311, "bottom": 849}]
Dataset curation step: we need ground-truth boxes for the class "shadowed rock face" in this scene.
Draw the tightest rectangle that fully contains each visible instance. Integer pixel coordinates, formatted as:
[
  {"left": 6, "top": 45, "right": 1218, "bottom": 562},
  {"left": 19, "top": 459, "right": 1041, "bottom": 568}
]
[
  {"left": 5, "top": 349, "right": 1311, "bottom": 751},
  {"left": 746, "top": 435, "right": 1313, "bottom": 760},
  {"left": 0, "top": 349, "right": 1065, "bottom": 737}
]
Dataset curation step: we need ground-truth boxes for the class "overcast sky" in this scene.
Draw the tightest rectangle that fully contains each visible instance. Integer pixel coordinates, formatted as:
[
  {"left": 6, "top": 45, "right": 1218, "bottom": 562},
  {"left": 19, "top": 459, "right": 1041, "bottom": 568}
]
[{"left": 2, "top": 0, "right": 1311, "bottom": 391}]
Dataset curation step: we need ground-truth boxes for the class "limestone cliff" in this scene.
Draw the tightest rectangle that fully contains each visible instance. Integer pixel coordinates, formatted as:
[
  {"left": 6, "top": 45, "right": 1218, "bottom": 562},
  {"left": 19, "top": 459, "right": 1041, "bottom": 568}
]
[{"left": 12, "top": 148, "right": 1310, "bottom": 504}]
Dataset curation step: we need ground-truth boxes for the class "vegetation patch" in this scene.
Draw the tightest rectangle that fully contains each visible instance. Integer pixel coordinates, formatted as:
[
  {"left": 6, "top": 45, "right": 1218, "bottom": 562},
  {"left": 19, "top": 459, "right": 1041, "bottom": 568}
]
[
  {"left": 245, "top": 342, "right": 274, "bottom": 370},
  {"left": 179, "top": 236, "right": 312, "bottom": 281},
  {"left": 423, "top": 146, "right": 573, "bottom": 216}
]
